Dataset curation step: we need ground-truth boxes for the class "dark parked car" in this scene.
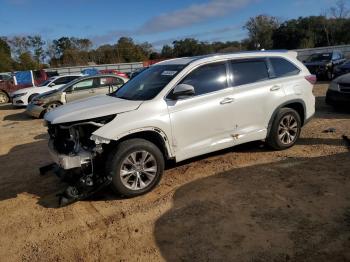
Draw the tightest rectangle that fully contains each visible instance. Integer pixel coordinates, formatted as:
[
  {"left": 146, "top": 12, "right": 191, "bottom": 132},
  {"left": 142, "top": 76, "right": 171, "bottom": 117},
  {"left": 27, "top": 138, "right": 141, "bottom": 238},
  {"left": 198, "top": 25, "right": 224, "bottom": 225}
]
[
  {"left": 303, "top": 51, "right": 346, "bottom": 80},
  {"left": 334, "top": 60, "right": 350, "bottom": 78},
  {"left": 326, "top": 73, "right": 350, "bottom": 108}
]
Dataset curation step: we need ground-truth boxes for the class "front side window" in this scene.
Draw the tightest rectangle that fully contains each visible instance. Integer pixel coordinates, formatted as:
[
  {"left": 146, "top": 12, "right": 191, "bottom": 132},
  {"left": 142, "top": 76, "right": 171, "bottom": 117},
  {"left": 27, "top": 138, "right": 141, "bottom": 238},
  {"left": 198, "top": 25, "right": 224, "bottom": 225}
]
[
  {"left": 38, "top": 79, "right": 52, "bottom": 87},
  {"left": 230, "top": 60, "right": 269, "bottom": 86},
  {"left": 112, "top": 64, "right": 185, "bottom": 100},
  {"left": 53, "top": 77, "right": 69, "bottom": 85},
  {"left": 269, "top": 57, "right": 300, "bottom": 78},
  {"left": 180, "top": 62, "right": 228, "bottom": 96},
  {"left": 72, "top": 79, "right": 94, "bottom": 91}
]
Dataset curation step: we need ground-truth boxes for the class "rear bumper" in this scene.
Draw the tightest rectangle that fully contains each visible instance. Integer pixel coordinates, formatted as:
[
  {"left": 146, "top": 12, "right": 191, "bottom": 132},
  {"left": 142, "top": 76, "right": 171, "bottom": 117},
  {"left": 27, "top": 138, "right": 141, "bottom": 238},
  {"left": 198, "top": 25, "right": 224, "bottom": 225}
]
[
  {"left": 325, "top": 89, "right": 350, "bottom": 105},
  {"left": 26, "top": 103, "right": 45, "bottom": 118},
  {"left": 48, "top": 140, "right": 92, "bottom": 170}
]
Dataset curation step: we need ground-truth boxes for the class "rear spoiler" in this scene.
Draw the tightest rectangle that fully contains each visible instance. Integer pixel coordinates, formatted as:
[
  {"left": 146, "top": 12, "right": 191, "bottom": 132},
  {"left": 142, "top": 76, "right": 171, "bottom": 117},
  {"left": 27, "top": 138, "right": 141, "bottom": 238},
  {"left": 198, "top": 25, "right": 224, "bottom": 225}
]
[{"left": 287, "top": 51, "right": 298, "bottom": 58}]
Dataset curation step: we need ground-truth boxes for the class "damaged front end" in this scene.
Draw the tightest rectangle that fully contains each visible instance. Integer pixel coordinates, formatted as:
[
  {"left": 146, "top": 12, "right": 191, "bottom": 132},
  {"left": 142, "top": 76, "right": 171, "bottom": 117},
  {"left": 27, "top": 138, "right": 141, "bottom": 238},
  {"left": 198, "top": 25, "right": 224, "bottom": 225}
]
[{"left": 41, "top": 115, "right": 116, "bottom": 206}]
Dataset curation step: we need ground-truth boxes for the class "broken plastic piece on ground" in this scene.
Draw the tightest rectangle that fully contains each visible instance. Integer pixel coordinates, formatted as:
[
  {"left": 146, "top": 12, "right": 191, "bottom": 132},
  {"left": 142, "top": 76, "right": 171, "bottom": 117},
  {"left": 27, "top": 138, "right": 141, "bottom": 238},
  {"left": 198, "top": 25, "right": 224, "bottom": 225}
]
[
  {"left": 323, "top": 128, "right": 336, "bottom": 133},
  {"left": 39, "top": 164, "right": 112, "bottom": 207}
]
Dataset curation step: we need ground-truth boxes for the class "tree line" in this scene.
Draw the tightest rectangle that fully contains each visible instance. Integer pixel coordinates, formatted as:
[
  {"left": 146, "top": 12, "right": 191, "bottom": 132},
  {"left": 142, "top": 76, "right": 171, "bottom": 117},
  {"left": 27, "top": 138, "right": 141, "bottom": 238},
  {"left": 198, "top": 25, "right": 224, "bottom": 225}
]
[{"left": 0, "top": 0, "right": 349, "bottom": 72}]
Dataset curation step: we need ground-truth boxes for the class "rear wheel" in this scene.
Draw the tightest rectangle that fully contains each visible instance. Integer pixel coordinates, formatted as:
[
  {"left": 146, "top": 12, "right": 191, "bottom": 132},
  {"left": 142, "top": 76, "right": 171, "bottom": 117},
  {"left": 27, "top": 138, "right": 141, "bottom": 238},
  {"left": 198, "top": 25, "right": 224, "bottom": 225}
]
[
  {"left": 106, "top": 138, "right": 164, "bottom": 197},
  {"left": 267, "top": 108, "right": 301, "bottom": 150},
  {"left": 326, "top": 70, "right": 333, "bottom": 80},
  {"left": 0, "top": 91, "right": 9, "bottom": 104}
]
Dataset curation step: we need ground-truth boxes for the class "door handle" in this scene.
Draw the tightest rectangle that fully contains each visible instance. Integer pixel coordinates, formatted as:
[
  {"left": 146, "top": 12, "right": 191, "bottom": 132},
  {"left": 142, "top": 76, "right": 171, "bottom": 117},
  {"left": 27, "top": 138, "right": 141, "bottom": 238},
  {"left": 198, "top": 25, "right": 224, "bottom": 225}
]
[
  {"left": 220, "top": 97, "right": 235, "bottom": 105},
  {"left": 89, "top": 89, "right": 95, "bottom": 93},
  {"left": 270, "top": 85, "right": 281, "bottom": 91}
]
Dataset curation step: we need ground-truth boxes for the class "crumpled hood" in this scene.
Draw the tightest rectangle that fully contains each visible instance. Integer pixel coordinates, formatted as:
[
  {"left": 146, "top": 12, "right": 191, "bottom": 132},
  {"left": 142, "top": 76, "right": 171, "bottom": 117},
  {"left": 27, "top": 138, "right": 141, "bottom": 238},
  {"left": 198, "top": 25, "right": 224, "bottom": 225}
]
[{"left": 45, "top": 94, "right": 142, "bottom": 124}]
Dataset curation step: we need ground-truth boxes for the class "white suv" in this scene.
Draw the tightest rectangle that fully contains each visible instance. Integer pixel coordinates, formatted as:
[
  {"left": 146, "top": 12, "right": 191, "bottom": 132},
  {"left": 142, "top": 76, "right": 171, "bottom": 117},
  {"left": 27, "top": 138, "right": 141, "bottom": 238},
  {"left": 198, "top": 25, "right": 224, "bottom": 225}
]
[{"left": 44, "top": 51, "right": 315, "bottom": 200}]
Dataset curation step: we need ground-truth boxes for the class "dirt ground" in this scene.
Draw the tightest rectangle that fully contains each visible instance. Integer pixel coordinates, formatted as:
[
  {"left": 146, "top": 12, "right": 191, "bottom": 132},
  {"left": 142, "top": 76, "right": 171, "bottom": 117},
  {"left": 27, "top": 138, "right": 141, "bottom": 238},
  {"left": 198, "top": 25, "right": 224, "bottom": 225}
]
[{"left": 0, "top": 83, "right": 349, "bottom": 262}]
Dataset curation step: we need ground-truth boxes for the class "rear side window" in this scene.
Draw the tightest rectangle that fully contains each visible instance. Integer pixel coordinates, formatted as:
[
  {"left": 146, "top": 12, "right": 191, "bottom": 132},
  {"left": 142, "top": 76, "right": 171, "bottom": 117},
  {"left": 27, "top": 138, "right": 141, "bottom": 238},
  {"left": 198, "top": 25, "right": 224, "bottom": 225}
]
[
  {"left": 99, "top": 77, "right": 124, "bottom": 87},
  {"left": 180, "top": 62, "right": 228, "bottom": 96},
  {"left": 270, "top": 57, "right": 300, "bottom": 78},
  {"left": 230, "top": 60, "right": 269, "bottom": 86}
]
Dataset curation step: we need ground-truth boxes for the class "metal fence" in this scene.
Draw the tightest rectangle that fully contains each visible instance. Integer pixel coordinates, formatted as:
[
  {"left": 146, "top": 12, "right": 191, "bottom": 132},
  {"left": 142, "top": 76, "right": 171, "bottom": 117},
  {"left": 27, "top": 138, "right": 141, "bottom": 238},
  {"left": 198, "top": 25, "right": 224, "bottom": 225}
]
[
  {"left": 2, "top": 44, "right": 347, "bottom": 76},
  {"left": 47, "top": 62, "right": 144, "bottom": 75}
]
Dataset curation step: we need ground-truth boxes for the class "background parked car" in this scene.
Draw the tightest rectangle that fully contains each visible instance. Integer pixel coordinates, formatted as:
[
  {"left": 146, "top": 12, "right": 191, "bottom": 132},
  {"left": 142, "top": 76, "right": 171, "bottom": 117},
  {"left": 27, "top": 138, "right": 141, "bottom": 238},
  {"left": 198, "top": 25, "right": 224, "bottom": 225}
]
[
  {"left": 0, "top": 69, "right": 50, "bottom": 104},
  {"left": 333, "top": 60, "right": 350, "bottom": 78},
  {"left": 0, "top": 73, "right": 12, "bottom": 82},
  {"left": 11, "top": 74, "right": 82, "bottom": 106},
  {"left": 26, "top": 74, "right": 128, "bottom": 118},
  {"left": 99, "top": 69, "right": 129, "bottom": 78},
  {"left": 303, "top": 50, "right": 346, "bottom": 80},
  {"left": 326, "top": 73, "right": 350, "bottom": 108}
]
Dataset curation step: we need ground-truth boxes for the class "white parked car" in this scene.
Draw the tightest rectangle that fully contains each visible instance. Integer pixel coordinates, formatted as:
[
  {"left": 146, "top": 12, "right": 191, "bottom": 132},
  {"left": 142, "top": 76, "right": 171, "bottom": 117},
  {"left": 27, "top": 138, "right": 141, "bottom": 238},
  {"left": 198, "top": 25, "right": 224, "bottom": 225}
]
[
  {"left": 44, "top": 51, "right": 316, "bottom": 202},
  {"left": 11, "top": 74, "right": 82, "bottom": 106}
]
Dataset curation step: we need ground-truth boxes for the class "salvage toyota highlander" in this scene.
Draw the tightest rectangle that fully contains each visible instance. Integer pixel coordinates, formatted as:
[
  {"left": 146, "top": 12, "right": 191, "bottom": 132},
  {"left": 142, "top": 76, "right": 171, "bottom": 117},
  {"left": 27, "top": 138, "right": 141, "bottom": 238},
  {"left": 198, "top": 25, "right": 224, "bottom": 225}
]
[{"left": 44, "top": 51, "right": 316, "bottom": 204}]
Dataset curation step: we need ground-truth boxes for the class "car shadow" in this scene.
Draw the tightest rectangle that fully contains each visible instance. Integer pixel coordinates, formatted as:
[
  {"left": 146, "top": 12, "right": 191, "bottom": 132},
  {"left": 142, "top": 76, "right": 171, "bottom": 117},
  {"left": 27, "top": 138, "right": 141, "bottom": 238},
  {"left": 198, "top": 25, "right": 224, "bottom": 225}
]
[
  {"left": 154, "top": 151, "right": 350, "bottom": 262},
  {"left": 3, "top": 111, "right": 35, "bottom": 121},
  {"left": 0, "top": 104, "right": 18, "bottom": 110}
]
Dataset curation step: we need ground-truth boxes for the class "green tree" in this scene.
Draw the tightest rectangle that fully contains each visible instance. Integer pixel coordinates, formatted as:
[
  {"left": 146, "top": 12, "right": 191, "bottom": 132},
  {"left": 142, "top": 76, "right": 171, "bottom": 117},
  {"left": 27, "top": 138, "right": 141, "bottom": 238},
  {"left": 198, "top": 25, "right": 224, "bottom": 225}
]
[
  {"left": 0, "top": 37, "right": 14, "bottom": 72},
  {"left": 244, "top": 15, "right": 280, "bottom": 49},
  {"left": 28, "top": 35, "right": 46, "bottom": 64}
]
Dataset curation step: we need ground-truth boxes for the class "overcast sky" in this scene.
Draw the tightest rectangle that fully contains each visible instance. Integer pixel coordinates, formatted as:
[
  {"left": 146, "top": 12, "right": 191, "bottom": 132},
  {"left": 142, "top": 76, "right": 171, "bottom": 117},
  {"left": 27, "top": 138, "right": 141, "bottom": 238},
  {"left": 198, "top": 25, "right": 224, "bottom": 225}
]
[{"left": 0, "top": 0, "right": 336, "bottom": 48}]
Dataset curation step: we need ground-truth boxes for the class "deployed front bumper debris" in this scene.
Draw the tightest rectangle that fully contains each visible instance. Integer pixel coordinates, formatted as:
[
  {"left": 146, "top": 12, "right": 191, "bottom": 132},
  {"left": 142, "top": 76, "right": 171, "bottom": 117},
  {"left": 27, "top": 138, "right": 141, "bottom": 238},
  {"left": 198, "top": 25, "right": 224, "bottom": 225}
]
[{"left": 40, "top": 162, "right": 111, "bottom": 206}]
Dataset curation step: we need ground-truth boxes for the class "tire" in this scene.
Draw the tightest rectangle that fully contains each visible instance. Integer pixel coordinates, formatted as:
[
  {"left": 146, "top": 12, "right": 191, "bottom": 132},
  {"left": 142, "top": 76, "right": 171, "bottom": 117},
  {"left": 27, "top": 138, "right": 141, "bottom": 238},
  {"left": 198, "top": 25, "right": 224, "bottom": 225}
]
[
  {"left": 0, "top": 91, "right": 9, "bottom": 104},
  {"left": 28, "top": 93, "right": 39, "bottom": 103},
  {"left": 326, "top": 70, "right": 333, "bottom": 81},
  {"left": 45, "top": 101, "right": 62, "bottom": 113},
  {"left": 266, "top": 108, "right": 301, "bottom": 150},
  {"left": 106, "top": 138, "right": 164, "bottom": 197}
]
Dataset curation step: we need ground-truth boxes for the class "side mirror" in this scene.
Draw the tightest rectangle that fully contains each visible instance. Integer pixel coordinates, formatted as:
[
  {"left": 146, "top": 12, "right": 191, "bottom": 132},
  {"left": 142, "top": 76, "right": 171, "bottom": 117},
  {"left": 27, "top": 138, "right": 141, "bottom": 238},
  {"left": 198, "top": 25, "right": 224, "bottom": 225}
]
[
  {"left": 171, "top": 84, "right": 195, "bottom": 99},
  {"left": 48, "top": 83, "right": 55, "bottom": 87}
]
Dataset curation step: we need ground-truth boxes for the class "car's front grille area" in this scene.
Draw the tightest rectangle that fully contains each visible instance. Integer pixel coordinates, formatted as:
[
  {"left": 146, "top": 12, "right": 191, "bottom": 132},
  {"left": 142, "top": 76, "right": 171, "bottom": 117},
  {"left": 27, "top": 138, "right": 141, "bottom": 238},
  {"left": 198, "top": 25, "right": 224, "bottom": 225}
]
[
  {"left": 339, "top": 83, "right": 350, "bottom": 93},
  {"left": 48, "top": 124, "right": 76, "bottom": 154},
  {"left": 48, "top": 123, "right": 99, "bottom": 154}
]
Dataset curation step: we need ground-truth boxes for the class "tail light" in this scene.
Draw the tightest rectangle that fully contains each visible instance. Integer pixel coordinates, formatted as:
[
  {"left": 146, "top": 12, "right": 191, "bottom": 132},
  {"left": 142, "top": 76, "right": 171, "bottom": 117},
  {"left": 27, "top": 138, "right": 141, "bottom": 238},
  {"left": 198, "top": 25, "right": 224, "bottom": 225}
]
[{"left": 305, "top": 75, "right": 317, "bottom": 85}]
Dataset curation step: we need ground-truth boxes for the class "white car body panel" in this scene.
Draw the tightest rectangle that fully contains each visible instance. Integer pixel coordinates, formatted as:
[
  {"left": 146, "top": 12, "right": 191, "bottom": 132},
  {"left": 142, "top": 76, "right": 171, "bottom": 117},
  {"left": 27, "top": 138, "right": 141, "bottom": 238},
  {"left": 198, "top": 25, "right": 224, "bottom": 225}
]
[
  {"left": 11, "top": 74, "right": 82, "bottom": 106},
  {"left": 45, "top": 51, "right": 315, "bottom": 163}
]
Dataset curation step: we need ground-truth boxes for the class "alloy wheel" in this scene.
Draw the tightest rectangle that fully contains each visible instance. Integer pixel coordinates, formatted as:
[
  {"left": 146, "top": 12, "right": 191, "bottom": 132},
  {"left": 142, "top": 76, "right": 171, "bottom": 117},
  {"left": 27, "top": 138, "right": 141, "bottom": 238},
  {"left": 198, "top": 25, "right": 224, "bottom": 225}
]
[
  {"left": 46, "top": 103, "right": 59, "bottom": 112},
  {"left": 0, "top": 93, "right": 8, "bottom": 104},
  {"left": 120, "top": 150, "right": 158, "bottom": 190},
  {"left": 278, "top": 114, "right": 299, "bottom": 145}
]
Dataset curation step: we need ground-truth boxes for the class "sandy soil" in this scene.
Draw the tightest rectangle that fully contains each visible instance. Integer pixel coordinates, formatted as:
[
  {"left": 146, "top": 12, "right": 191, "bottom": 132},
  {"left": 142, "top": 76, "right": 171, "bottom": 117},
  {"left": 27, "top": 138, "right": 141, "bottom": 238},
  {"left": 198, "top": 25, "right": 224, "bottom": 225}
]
[{"left": 0, "top": 83, "right": 349, "bottom": 262}]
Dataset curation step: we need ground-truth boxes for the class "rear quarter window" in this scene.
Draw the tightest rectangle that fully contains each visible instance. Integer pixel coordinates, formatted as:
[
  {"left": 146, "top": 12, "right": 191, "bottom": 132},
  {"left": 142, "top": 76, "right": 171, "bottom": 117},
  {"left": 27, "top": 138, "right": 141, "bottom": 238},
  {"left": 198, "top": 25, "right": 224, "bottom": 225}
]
[
  {"left": 269, "top": 57, "right": 300, "bottom": 78},
  {"left": 230, "top": 60, "right": 269, "bottom": 86}
]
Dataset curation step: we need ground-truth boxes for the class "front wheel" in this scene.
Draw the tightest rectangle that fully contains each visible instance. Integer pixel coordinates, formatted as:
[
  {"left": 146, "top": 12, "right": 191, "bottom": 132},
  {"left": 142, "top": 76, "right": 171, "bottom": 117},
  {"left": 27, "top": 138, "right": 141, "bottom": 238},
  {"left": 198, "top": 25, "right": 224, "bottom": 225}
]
[
  {"left": 45, "top": 101, "right": 62, "bottom": 113},
  {"left": 106, "top": 138, "right": 164, "bottom": 197},
  {"left": 28, "top": 93, "right": 39, "bottom": 103},
  {"left": 0, "top": 91, "right": 9, "bottom": 104},
  {"left": 266, "top": 108, "right": 301, "bottom": 150}
]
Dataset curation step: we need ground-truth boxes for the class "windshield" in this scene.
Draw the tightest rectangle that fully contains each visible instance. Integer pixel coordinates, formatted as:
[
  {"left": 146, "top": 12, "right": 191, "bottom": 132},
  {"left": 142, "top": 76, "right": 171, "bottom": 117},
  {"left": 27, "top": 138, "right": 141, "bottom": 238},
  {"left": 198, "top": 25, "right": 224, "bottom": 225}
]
[
  {"left": 38, "top": 80, "right": 52, "bottom": 87},
  {"left": 112, "top": 64, "right": 185, "bottom": 100},
  {"left": 307, "top": 53, "right": 332, "bottom": 62}
]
